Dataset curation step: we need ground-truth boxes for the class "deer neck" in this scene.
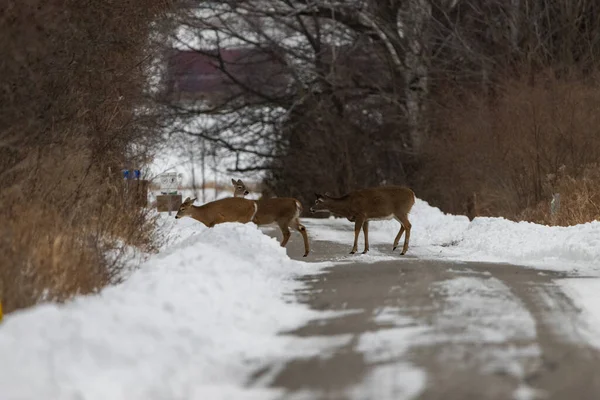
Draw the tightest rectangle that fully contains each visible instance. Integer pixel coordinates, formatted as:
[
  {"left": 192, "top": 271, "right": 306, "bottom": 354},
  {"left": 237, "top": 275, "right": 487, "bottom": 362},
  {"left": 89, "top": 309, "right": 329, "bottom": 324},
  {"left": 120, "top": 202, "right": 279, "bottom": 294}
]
[
  {"left": 325, "top": 198, "right": 354, "bottom": 217},
  {"left": 189, "top": 204, "right": 209, "bottom": 220}
]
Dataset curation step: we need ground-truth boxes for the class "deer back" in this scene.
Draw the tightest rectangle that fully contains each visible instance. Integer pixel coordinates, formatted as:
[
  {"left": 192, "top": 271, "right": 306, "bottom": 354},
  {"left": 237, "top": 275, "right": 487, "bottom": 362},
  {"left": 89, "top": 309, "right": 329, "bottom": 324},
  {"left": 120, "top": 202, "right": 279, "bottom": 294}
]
[
  {"left": 322, "top": 186, "right": 414, "bottom": 219},
  {"left": 253, "top": 197, "right": 301, "bottom": 225},
  {"left": 192, "top": 197, "right": 258, "bottom": 225}
]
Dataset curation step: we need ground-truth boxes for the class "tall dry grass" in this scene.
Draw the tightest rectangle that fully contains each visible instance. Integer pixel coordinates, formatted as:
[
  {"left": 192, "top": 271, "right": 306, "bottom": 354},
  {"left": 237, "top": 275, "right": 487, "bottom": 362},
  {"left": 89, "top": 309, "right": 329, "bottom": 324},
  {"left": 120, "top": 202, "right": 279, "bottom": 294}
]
[
  {"left": 520, "top": 164, "right": 600, "bottom": 225},
  {"left": 417, "top": 72, "right": 600, "bottom": 224},
  {"left": 0, "top": 141, "right": 162, "bottom": 313},
  {"left": 0, "top": 0, "right": 173, "bottom": 313}
]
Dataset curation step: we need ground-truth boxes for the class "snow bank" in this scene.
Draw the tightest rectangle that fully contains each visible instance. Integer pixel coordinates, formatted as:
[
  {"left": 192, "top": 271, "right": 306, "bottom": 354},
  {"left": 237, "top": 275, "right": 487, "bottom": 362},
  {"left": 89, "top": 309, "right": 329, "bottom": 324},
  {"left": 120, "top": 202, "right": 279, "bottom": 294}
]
[
  {"left": 557, "top": 279, "right": 600, "bottom": 350},
  {"left": 307, "top": 198, "right": 600, "bottom": 274},
  {"left": 408, "top": 199, "right": 600, "bottom": 273},
  {"left": 0, "top": 218, "right": 328, "bottom": 400},
  {"left": 445, "top": 217, "right": 600, "bottom": 271}
]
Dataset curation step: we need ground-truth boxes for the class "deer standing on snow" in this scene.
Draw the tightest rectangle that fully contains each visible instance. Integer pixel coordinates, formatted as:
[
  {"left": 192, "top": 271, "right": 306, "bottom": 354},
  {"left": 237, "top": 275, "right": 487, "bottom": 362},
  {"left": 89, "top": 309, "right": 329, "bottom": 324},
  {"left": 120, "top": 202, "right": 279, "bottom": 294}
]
[
  {"left": 309, "top": 186, "right": 415, "bottom": 255},
  {"left": 232, "top": 179, "right": 310, "bottom": 257},
  {"left": 175, "top": 196, "right": 258, "bottom": 227}
]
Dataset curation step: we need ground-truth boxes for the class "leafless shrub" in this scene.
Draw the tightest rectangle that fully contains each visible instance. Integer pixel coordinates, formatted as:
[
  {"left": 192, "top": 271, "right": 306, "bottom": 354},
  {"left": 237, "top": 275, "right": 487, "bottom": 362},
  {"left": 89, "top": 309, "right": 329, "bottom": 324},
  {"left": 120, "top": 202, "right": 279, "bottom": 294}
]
[
  {"left": 0, "top": 0, "right": 174, "bottom": 313},
  {"left": 158, "top": 0, "right": 600, "bottom": 222},
  {"left": 520, "top": 164, "right": 600, "bottom": 226},
  {"left": 419, "top": 73, "right": 600, "bottom": 220}
]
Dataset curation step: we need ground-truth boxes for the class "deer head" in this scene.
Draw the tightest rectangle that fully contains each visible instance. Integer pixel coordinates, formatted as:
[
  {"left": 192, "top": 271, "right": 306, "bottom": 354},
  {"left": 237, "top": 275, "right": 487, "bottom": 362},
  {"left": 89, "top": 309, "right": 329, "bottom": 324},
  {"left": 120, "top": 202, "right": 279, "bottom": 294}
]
[
  {"left": 310, "top": 193, "right": 332, "bottom": 213},
  {"left": 175, "top": 197, "right": 197, "bottom": 219},
  {"left": 231, "top": 179, "right": 250, "bottom": 197}
]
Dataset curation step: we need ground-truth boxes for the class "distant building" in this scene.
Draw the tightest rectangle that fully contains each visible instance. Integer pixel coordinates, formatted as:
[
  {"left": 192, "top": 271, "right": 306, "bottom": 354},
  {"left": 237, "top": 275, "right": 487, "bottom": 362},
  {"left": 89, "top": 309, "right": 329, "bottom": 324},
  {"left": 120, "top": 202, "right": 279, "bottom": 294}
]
[
  {"left": 162, "top": 42, "right": 389, "bottom": 106},
  {"left": 163, "top": 48, "right": 290, "bottom": 105}
]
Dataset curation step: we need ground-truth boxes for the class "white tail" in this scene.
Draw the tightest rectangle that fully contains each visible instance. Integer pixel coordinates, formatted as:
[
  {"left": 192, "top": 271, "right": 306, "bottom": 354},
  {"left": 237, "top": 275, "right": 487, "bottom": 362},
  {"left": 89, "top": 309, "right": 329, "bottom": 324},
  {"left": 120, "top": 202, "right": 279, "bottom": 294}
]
[
  {"left": 309, "top": 186, "right": 415, "bottom": 255},
  {"left": 232, "top": 179, "right": 310, "bottom": 257},
  {"left": 175, "top": 196, "right": 257, "bottom": 228}
]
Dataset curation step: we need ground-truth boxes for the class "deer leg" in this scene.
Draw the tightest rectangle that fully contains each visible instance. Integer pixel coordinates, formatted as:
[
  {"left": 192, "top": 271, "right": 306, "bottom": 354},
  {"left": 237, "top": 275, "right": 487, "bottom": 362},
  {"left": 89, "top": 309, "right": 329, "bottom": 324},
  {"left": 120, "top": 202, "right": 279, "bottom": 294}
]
[
  {"left": 279, "top": 221, "right": 291, "bottom": 247},
  {"left": 362, "top": 221, "right": 369, "bottom": 254},
  {"left": 351, "top": 216, "right": 365, "bottom": 254},
  {"left": 393, "top": 222, "right": 405, "bottom": 251},
  {"left": 293, "top": 218, "right": 310, "bottom": 257},
  {"left": 397, "top": 214, "right": 412, "bottom": 255}
]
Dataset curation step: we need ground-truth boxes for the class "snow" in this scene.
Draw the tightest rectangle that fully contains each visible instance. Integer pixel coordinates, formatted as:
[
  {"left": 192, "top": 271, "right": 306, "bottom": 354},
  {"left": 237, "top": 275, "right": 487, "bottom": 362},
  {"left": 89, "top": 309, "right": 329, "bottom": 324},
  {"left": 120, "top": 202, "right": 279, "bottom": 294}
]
[
  {"left": 557, "top": 278, "right": 600, "bottom": 350},
  {"left": 148, "top": 133, "right": 265, "bottom": 202},
  {"left": 431, "top": 277, "right": 536, "bottom": 343},
  {"left": 430, "top": 277, "right": 542, "bottom": 400},
  {"left": 350, "top": 326, "right": 428, "bottom": 400},
  {"left": 304, "top": 196, "right": 600, "bottom": 374},
  {"left": 306, "top": 198, "right": 600, "bottom": 275},
  {"left": 147, "top": 107, "right": 281, "bottom": 202},
  {"left": 0, "top": 217, "right": 336, "bottom": 400},
  {"left": 4, "top": 191, "right": 600, "bottom": 398}
]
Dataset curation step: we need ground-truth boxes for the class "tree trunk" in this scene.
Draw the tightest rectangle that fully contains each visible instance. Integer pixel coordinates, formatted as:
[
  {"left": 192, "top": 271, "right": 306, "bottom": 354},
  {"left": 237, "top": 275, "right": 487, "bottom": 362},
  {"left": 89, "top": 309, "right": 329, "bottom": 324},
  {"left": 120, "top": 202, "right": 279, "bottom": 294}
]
[{"left": 401, "top": 0, "right": 431, "bottom": 157}]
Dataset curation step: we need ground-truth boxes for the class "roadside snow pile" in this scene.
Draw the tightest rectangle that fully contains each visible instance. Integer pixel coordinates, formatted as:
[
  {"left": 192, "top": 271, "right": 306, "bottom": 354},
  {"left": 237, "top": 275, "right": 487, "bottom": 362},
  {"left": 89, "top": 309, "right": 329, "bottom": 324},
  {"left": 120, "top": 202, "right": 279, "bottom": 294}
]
[
  {"left": 407, "top": 199, "right": 600, "bottom": 272},
  {"left": 558, "top": 279, "right": 600, "bottom": 349},
  {"left": 308, "top": 198, "right": 600, "bottom": 273},
  {"left": 447, "top": 217, "right": 600, "bottom": 272},
  {"left": 0, "top": 218, "right": 327, "bottom": 400}
]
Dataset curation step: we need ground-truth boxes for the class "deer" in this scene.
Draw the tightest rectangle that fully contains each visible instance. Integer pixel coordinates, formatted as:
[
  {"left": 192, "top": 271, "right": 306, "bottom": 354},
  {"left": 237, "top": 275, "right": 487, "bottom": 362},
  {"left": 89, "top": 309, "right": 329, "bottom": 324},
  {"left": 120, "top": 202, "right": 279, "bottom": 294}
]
[
  {"left": 174, "top": 196, "right": 258, "bottom": 227},
  {"left": 231, "top": 179, "right": 310, "bottom": 257},
  {"left": 309, "top": 186, "right": 415, "bottom": 255}
]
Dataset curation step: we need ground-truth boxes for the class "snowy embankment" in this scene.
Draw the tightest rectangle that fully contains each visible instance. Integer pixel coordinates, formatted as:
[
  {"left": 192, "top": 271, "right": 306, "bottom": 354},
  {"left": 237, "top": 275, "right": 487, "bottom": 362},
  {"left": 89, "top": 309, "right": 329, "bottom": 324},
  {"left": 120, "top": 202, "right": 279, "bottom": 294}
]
[
  {"left": 0, "top": 217, "right": 331, "bottom": 400},
  {"left": 308, "top": 198, "right": 600, "bottom": 275}
]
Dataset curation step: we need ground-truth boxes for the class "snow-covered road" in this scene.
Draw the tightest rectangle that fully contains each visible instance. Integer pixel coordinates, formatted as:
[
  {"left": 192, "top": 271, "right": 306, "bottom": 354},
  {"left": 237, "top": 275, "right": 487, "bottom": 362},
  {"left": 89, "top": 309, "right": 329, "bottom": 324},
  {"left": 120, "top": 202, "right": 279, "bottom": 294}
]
[
  {"left": 2, "top": 198, "right": 600, "bottom": 399},
  {"left": 267, "top": 241, "right": 600, "bottom": 400}
]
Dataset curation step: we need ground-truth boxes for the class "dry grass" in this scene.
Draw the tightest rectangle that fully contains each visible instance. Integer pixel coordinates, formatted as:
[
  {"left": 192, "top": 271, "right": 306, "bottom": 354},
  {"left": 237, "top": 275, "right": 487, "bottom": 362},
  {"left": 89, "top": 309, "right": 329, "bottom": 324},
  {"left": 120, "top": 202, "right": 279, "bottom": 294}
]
[
  {"left": 0, "top": 149, "right": 161, "bottom": 313},
  {"left": 418, "top": 72, "right": 600, "bottom": 224},
  {"left": 0, "top": 0, "right": 173, "bottom": 313},
  {"left": 520, "top": 164, "right": 600, "bottom": 225}
]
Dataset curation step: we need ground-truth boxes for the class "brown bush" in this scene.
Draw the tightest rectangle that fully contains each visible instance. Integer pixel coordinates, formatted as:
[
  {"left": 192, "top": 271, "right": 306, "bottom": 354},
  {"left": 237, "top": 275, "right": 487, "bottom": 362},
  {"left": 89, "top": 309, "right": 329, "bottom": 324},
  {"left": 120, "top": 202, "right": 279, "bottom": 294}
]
[
  {"left": 417, "top": 72, "right": 600, "bottom": 222},
  {"left": 520, "top": 164, "right": 600, "bottom": 226},
  {"left": 0, "top": 0, "right": 173, "bottom": 313}
]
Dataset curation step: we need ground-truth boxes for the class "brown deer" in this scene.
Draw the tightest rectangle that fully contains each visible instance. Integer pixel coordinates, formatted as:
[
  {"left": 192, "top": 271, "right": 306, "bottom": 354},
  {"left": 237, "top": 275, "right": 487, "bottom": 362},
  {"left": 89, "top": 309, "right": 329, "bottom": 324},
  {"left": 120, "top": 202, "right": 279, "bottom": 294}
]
[
  {"left": 175, "top": 196, "right": 258, "bottom": 227},
  {"left": 309, "top": 186, "right": 415, "bottom": 255},
  {"left": 232, "top": 179, "right": 310, "bottom": 257}
]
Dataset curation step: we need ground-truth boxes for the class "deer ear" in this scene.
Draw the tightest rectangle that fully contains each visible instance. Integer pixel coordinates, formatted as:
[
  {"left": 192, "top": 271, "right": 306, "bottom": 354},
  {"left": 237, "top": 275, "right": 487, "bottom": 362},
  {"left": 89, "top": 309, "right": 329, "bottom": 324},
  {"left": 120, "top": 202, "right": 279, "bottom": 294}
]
[
  {"left": 237, "top": 179, "right": 244, "bottom": 184},
  {"left": 231, "top": 178, "right": 237, "bottom": 185},
  {"left": 314, "top": 192, "right": 322, "bottom": 199},
  {"left": 324, "top": 192, "right": 332, "bottom": 198},
  {"left": 190, "top": 197, "right": 197, "bottom": 203},
  {"left": 184, "top": 197, "right": 191, "bottom": 202}
]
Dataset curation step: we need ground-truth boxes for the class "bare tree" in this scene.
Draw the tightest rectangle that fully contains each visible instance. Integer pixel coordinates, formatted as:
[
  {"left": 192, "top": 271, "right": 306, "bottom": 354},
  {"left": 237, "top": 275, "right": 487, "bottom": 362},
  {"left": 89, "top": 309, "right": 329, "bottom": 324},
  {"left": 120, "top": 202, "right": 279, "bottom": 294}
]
[
  {"left": 0, "top": 0, "right": 175, "bottom": 312},
  {"left": 157, "top": 0, "right": 600, "bottom": 217},
  {"left": 158, "top": 0, "right": 449, "bottom": 205}
]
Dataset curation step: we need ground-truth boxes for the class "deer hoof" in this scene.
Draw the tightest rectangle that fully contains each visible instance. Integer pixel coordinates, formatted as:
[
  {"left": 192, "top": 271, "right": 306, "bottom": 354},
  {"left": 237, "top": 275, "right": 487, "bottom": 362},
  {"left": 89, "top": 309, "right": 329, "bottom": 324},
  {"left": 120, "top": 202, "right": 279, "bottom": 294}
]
[
  {"left": 400, "top": 251, "right": 406, "bottom": 256},
  {"left": 303, "top": 253, "right": 308, "bottom": 257},
  {"left": 350, "top": 250, "right": 356, "bottom": 254},
  {"left": 362, "top": 250, "right": 369, "bottom": 254},
  {"left": 393, "top": 246, "right": 397, "bottom": 251}
]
